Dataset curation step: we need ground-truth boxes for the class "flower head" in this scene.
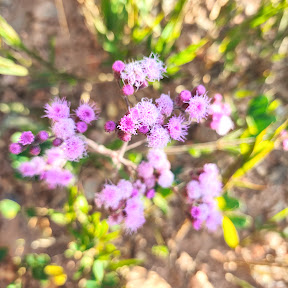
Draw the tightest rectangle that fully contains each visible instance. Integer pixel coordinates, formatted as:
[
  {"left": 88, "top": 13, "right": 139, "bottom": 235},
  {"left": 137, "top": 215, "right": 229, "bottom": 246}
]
[
  {"left": 63, "top": 135, "right": 87, "bottom": 161},
  {"left": 112, "top": 60, "right": 125, "bottom": 75},
  {"left": 187, "top": 180, "right": 202, "bottom": 200},
  {"left": 117, "top": 179, "right": 133, "bottom": 199},
  {"left": 37, "top": 131, "right": 49, "bottom": 142},
  {"left": 43, "top": 168, "right": 73, "bottom": 188},
  {"left": 19, "top": 157, "right": 45, "bottom": 177},
  {"left": 158, "top": 169, "right": 174, "bottom": 188},
  {"left": 147, "top": 149, "right": 168, "bottom": 170},
  {"left": 76, "top": 121, "right": 88, "bottom": 133},
  {"left": 9, "top": 143, "right": 22, "bottom": 155},
  {"left": 185, "top": 94, "right": 211, "bottom": 123},
  {"left": 147, "top": 125, "right": 170, "bottom": 148},
  {"left": 118, "top": 114, "right": 138, "bottom": 135},
  {"left": 120, "top": 61, "right": 146, "bottom": 89},
  {"left": 43, "top": 97, "right": 70, "bottom": 121},
  {"left": 75, "top": 102, "right": 99, "bottom": 124},
  {"left": 141, "top": 53, "right": 166, "bottom": 82},
  {"left": 155, "top": 93, "right": 174, "bottom": 117},
  {"left": 122, "top": 84, "right": 134, "bottom": 96},
  {"left": 52, "top": 118, "right": 75, "bottom": 139},
  {"left": 19, "top": 131, "right": 34, "bottom": 145},
  {"left": 135, "top": 98, "right": 160, "bottom": 127},
  {"left": 166, "top": 115, "right": 189, "bottom": 142},
  {"left": 97, "top": 184, "right": 122, "bottom": 210},
  {"left": 192, "top": 85, "right": 206, "bottom": 96},
  {"left": 137, "top": 161, "right": 154, "bottom": 179},
  {"left": 104, "top": 121, "right": 116, "bottom": 132},
  {"left": 124, "top": 197, "right": 145, "bottom": 232}
]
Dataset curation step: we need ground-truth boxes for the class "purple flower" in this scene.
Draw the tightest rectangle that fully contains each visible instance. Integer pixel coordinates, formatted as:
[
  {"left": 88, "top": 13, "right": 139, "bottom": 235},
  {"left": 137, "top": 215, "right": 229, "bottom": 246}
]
[
  {"left": 147, "top": 149, "right": 168, "bottom": 170},
  {"left": 192, "top": 219, "right": 203, "bottom": 231},
  {"left": 18, "top": 157, "right": 45, "bottom": 177},
  {"left": 124, "top": 197, "right": 145, "bottom": 232},
  {"left": 122, "top": 84, "right": 134, "bottom": 96},
  {"left": 206, "top": 209, "right": 223, "bottom": 232},
  {"left": 192, "top": 85, "right": 206, "bottom": 96},
  {"left": 118, "top": 114, "right": 138, "bottom": 135},
  {"left": 144, "top": 176, "right": 156, "bottom": 189},
  {"left": 76, "top": 121, "right": 88, "bottom": 133},
  {"left": 30, "top": 146, "right": 41, "bottom": 156},
  {"left": 138, "top": 125, "right": 149, "bottom": 134},
  {"left": 37, "top": 131, "right": 49, "bottom": 143},
  {"left": 9, "top": 143, "right": 22, "bottom": 155},
  {"left": 186, "top": 180, "right": 202, "bottom": 200},
  {"left": 46, "top": 147, "right": 66, "bottom": 166},
  {"left": 112, "top": 60, "right": 125, "bottom": 77},
  {"left": 141, "top": 53, "right": 166, "bottom": 82},
  {"left": 147, "top": 125, "right": 170, "bottom": 148},
  {"left": 18, "top": 131, "right": 34, "bottom": 145},
  {"left": 176, "top": 90, "right": 191, "bottom": 106},
  {"left": 117, "top": 179, "right": 133, "bottom": 199},
  {"left": 199, "top": 165, "right": 222, "bottom": 198},
  {"left": 52, "top": 118, "right": 75, "bottom": 139},
  {"left": 43, "top": 97, "right": 70, "bottom": 121},
  {"left": 98, "top": 184, "right": 122, "bottom": 210},
  {"left": 52, "top": 138, "right": 63, "bottom": 147},
  {"left": 146, "top": 189, "right": 155, "bottom": 199},
  {"left": 157, "top": 169, "right": 174, "bottom": 188},
  {"left": 104, "top": 121, "right": 116, "bottom": 132},
  {"left": 135, "top": 98, "right": 160, "bottom": 127},
  {"left": 75, "top": 102, "right": 99, "bottom": 124},
  {"left": 43, "top": 168, "right": 73, "bottom": 188},
  {"left": 63, "top": 135, "right": 87, "bottom": 161},
  {"left": 137, "top": 161, "right": 154, "bottom": 179},
  {"left": 117, "top": 131, "right": 132, "bottom": 142},
  {"left": 121, "top": 61, "right": 146, "bottom": 89},
  {"left": 166, "top": 115, "right": 189, "bottom": 142},
  {"left": 155, "top": 93, "right": 174, "bottom": 117},
  {"left": 185, "top": 94, "right": 211, "bottom": 123}
]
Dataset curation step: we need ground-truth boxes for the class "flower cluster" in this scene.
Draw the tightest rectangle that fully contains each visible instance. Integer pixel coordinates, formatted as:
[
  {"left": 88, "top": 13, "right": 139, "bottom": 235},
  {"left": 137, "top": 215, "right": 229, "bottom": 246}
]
[
  {"left": 95, "top": 149, "right": 174, "bottom": 232},
  {"left": 112, "top": 53, "right": 166, "bottom": 95},
  {"left": 209, "top": 94, "right": 234, "bottom": 135},
  {"left": 186, "top": 163, "right": 223, "bottom": 231},
  {"left": 105, "top": 85, "right": 212, "bottom": 148},
  {"left": 9, "top": 97, "right": 100, "bottom": 188}
]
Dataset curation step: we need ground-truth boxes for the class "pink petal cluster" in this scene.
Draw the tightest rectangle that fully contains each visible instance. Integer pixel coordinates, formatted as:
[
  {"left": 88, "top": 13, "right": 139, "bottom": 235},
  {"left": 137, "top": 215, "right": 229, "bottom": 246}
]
[
  {"left": 95, "top": 179, "right": 145, "bottom": 233},
  {"left": 209, "top": 94, "right": 234, "bottom": 135},
  {"left": 280, "top": 130, "right": 288, "bottom": 151},
  {"left": 115, "top": 53, "right": 166, "bottom": 93},
  {"left": 186, "top": 163, "right": 223, "bottom": 232}
]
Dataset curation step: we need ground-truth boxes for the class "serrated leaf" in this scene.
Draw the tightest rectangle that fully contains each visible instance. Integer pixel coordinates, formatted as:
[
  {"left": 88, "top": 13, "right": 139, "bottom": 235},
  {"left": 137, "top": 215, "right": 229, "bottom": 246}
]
[
  {"left": 222, "top": 216, "right": 239, "bottom": 248},
  {"left": 0, "top": 56, "right": 28, "bottom": 76}
]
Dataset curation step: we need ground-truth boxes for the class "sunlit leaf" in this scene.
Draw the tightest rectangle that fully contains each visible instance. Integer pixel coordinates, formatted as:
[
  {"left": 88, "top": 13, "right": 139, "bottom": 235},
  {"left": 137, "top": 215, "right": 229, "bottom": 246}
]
[
  {"left": 93, "top": 260, "right": 105, "bottom": 282},
  {"left": 153, "top": 193, "right": 169, "bottom": 214},
  {"left": 0, "top": 15, "right": 22, "bottom": 47},
  {"left": 151, "top": 245, "right": 169, "bottom": 258},
  {"left": 108, "top": 259, "right": 142, "bottom": 270},
  {"left": 0, "top": 199, "right": 20, "bottom": 219},
  {"left": 44, "top": 264, "right": 64, "bottom": 276},
  {"left": 52, "top": 274, "right": 67, "bottom": 286},
  {"left": 222, "top": 216, "right": 239, "bottom": 248},
  {"left": 0, "top": 56, "right": 28, "bottom": 76},
  {"left": 270, "top": 207, "right": 288, "bottom": 223}
]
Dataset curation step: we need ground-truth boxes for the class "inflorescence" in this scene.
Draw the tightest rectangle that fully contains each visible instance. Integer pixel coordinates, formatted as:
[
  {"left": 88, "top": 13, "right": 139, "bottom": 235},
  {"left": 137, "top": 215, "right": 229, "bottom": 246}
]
[{"left": 9, "top": 97, "right": 99, "bottom": 188}]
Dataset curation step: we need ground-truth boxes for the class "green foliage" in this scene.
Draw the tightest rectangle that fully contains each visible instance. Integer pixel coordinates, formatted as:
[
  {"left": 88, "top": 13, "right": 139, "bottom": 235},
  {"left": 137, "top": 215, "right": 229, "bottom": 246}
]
[
  {"left": 151, "top": 245, "right": 169, "bottom": 258},
  {"left": 0, "top": 199, "right": 20, "bottom": 219},
  {"left": 0, "top": 56, "right": 28, "bottom": 76},
  {"left": 0, "top": 15, "right": 22, "bottom": 47}
]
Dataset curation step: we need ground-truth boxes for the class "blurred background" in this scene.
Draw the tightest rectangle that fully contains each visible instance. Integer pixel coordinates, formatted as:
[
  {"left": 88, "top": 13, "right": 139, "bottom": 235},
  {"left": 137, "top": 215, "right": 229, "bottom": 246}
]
[{"left": 1, "top": 0, "right": 288, "bottom": 287}]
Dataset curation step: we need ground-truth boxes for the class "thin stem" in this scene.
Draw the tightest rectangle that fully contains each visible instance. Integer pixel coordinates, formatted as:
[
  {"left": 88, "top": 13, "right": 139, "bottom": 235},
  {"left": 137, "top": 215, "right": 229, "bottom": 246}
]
[
  {"left": 126, "top": 139, "right": 147, "bottom": 151},
  {"left": 164, "top": 138, "right": 255, "bottom": 154},
  {"left": 86, "top": 138, "right": 136, "bottom": 170}
]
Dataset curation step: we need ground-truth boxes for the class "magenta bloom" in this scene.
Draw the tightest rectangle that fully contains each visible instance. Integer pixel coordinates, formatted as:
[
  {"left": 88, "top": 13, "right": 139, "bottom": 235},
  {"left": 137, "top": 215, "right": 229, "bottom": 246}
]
[
  {"left": 144, "top": 176, "right": 156, "bottom": 189},
  {"left": 112, "top": 60, "right": 125, "bottom": 76},
  {"left": 118, "top": 114, "right": 138, "bottom": 134},
  {"left": 166, "top": 115, "right": 189, "bottom": 142},
  {"left": 18, "top": 157, "right": 45, "bottom": 177},
  {"left": 138, "top": 125, "right": 149, "bottom": 134},
  {"left": 104, "top": 121, "right": 116, "bottom": 132},
  {"left": 52, "top": 138, "right": 63, "bottom": 147},
  {"left": 122, "top": 84, "right": 134, "bottom": 96},
  {"left": 121, "top": 61, "right": 146, "bottom": 89},
  {"left": 46, "top": 147, "right": 66, "bottom": 166},
  {"left": 137, "top": 161, "right": 154, "bottom": 179},
  {"left": 76, "top": 121, "right": 88, "bottom": 133},
  {"left": 185, "top": 94, "right": 211, "bottom": 123},
  {"left": 146, "top": 189, "right": 155, "bottom": 199},
  {"left": 43, "top": 97, "right": 70, "bottom": 121},
  {"left": 186, "top": 180, "right": 202, "bottom": 200},
  {"left": 9, "top": 143, "right": 22, "bottom": 154},
  {"left": 19, "top": 131, "right": 34, "bottom": 145},
  {"left": 124, "top": 197, "right": 145, "bottom": 232},
  {"left": 135, "top": 98, "right": 160, "bottom": 127},
  {"left": 147, "top": 125, "right": 170, "bottom": 148},
  {"left": 141, "top": 53, "right": 166, "bottom": 82},
  {"left": 75, "top": 102, "right": 99, "bottom": 124},
  {"left": 117, "top": 131, "right": 132, "bottom": 142},
  {"left": 63, "top": 135, "right": 87, "bottom": 161},
  {"left": 98, "top": 184, "right": 122, "bottom": 210},
  {"left": 147, "top": 149, "right": 168, "bottom": 170},
  {"left": 206, "top": 209, "right": 223, "bottom": 232},
  {"left": 37, "top": 131, "right": 49, "bottom": 142},
  {"left": 117, "top": 179, "right": 133, "bottom": 199},
  {"left": 157, "top": 169, "right": 174, "bottom": 188},
  {"left": 192, "top": 85, "right": 206, "bottom": 96},
  {"left": 155, "top": 93, "right": 174, "bottom": 117},
  {"left": 30, "top": 146, "right": 41, "bottom": 156},
  {"left": 52, "top": 118, "right": 75, "bottom": 139},
  {"left": 44, "top": 168, "right": 73, "bottom": 188}
]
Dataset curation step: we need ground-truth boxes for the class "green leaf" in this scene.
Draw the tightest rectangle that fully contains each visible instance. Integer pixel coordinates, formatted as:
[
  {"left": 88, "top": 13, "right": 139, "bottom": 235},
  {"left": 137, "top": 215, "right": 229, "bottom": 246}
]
[
  {"left": 270, "top": 207, "right": 288, "bottom": 223},
  {"left": 0, "top": 56, "right": 28, "bottom": 76},
  {"left": 50, "top": 212, "right": 68, "bottom": 226},
  {"left": 0, "top": 199, "right": 20, "bottom": 219},
  {"left": 217, "top": 193, "right": 240, "bottom": 211},
  {"left": 74, "top": 195, "right": 89, "bottom": 214},
  {"left": 153, "top": 193, "right": 169, "bottom": 214},
  {"left": 0, "top": 247, "right": 8, "bottom": 262},
  {"left": 228, "top": 214, "right": 252, "bottom": 229},
  {"left": 222, "top": 216, "right": 239, "bottom": 248},
  {"left": 0, "top": 15, "right": 22, "bottom": 47},
  {"left": 93, "top": 260, "right": 105, "bottom": 283},
  {"left": 151, "top": 245, "right": 169, "bottom": 258},
  {"left": 86, "top": 280, "right": 100, "bottom": 288},
  {"left": 108, "top": 259, "right": 142, "bottom": 270}
]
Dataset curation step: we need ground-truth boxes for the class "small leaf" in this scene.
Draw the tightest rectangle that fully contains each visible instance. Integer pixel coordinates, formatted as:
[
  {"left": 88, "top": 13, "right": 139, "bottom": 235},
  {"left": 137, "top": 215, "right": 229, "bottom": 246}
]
[
  {"left": 50, "top": 212, "right": 68, "bottom": 226},
  {"left": 0, "top": 56, "right": 28, "bottom": 76},
  {"left": 44, "top": 264, "right": 64, "bottom": 276},
  {"left": 153, "top": 193, "right": 169, "bottom": 214},
  {"left": 52, "top": 274, "right": 67, "bottom": 286},
  {"left": 93, "top": 260, "right": 105, "bottom": 282},
  {"left": 0, "top": 199, "right": 20, "bottom": 219},
  {"left": 108, "top": 259, "right": 142, "bottom": 270},
  {"left": 151, "top": 245, "right": 169, "bottom": 258},
  {"left": 270, "top": 207, "right": 288, "bottom": 223},
  {"left": 222, "top": 216, "right": 239, "bottom": 248},
  {"left": 0, "top": 16, "right": 22, "bottom": 47}
]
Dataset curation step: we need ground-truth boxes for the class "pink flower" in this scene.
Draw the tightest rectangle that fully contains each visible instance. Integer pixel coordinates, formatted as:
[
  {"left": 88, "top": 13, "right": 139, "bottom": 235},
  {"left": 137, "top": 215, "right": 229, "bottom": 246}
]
[
  {"left": 147, "top": 149, "right": 168, "bottom": 170},
  {"left": 185, "top": 94, "right": 211, "bottom": 123},
  {"left": 19, "top": 157, "right": 46, "bottom": 177},
  {"left": 176, "top": 90, "right": 191, "bottom": 106},
  {"left": 43, "top": 97, "right": 70, "bottom": 121},
  {"left": 75, "top": 102, "right": 99, "bottom": 124},
  {"left": 98, "top": 184, "right": 122, "bottom": 210},
  {"left": 117, "top": 179, "right": 133, "bottom": 199},
  {"left": 147, "top": 125, "right": 170, "bottom": 148},
  {"left": 283, "top": 139, "right": 288, "bottom": 151},
  {"left": 9, "top": 143, "right": 22, "bottom": 154},
  {"left": 30, "top": 146, "right": 41, "bottom": 156},
  {"left": 192, "top": 85, "right": 206, "bottom": 96},
  {"left": 157, "top": 169, "right": 174, "bottom": 188},
  {"left": 141, "top": 53, "right": 166, "bottom": 82},
  {"left": 43, "top": 168, "right": 73, "bottom": 188},
  {"left": 135, "top": 98, "right": 160, "bottom": 127},
  {"left": 63, "top": 135, "right": 87, "bottom": 161},
  {"left": 52, "top": 118, "right": 75, "bottom": 139},
  {"left": 146, "top": 189, "right": 155, "bottom": 199},
  {"left": 186, "top": 180, "right": 202, "bottom": 200},
  {"left": 205, "top": 209, "right": 223, "bottom": 232},
  {"left": 45, "top": 147, "right": 66, "bottom": 167},
  {"left": 112, "top": 60, "right": 125, "bottom": 77},
  {"left": 37, "top": 131, "right": 49, "bottom": 142},
  {"left": 210, "top": 114, "right": 234, "bottom": 136},
  {"left": 104, "top": 121, "right": 116, "bottom": 132},
  {"left": 117, "top": 131, "right": 132, "bottom": 142},
  {"left": 121, "top": 61, "right": 146, "bottom": 89},
  {"left": 124, "top": 197, "right": 145, "bottom": 232},
  {"left": 122, "top": 84, "right": 134, "bottom": 96},
  {"left": 18, "top": 131, "right": 34, "bottom": 145},
  {"left": 137, "top": 161, "right": 154, "bottom": 179},
  {"left": 118, "top": 114, "right": 138, "bottom": 135},
  {"left": 76, "top": 121, "right": 88, "bottom": 133},
  {"left": 166, "top": 115, "right": 188, "bottom": 142},
  {"left": 155, "top": 93, "right": 174, "bottom": 117},
  {"left": 144, "top": 176, "right": 156, "bottom": 189}
]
